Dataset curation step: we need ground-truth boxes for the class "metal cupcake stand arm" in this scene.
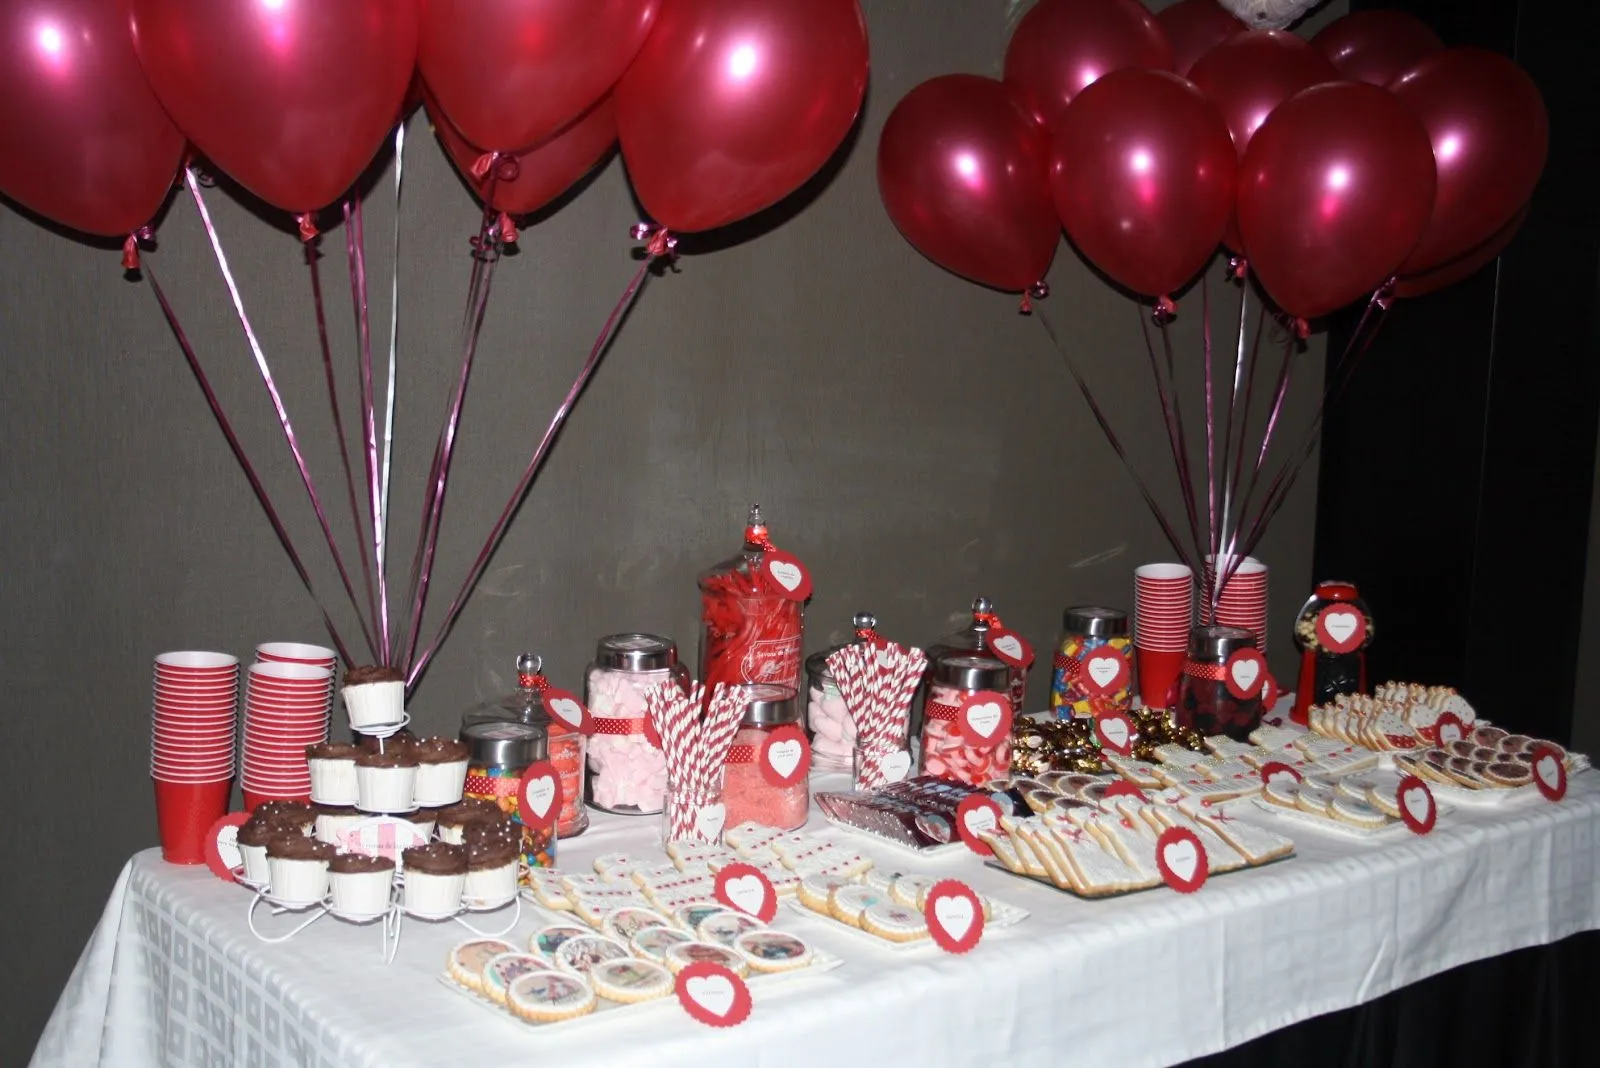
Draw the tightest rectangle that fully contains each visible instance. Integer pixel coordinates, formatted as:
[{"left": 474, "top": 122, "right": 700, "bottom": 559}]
[{"left": 242, "top": 881, "right": 520, "bottom": 964}]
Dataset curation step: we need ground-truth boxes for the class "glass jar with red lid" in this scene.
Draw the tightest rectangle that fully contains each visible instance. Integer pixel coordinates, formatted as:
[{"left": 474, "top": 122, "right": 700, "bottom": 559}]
[{"left": 697, "top": 505, "right": 805, "bottom": 695}]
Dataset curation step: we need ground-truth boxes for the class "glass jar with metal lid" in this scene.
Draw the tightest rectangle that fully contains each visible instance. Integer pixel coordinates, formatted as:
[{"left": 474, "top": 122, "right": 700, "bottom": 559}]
[
  {"left": 460, "top": 714, "right": 554, "bottom": 870},
  {"left": 585, "top": 633, "right": 682, "bottom": 815},
  {"left": 697, "top": 504, "right": 805, "bottom": 694},
  {"left": 722, "top": 684, "right": 809, "bottom": 831},
  {"left": 920, "top": 653, "right": 1013, "bottom": 787},
  {"left": 805, "top": 611, "right": 879, "bottom": 770},
  {"left": 1175, "top": 626, "right": 1263, "bottom": 742},
  {"left": 458, "top": 653, "right": 588, "bottom": 840},
  {"left": 1051, "top": 606, "right": 1134, "bottom": 721},
  {"left": 915, "top": 597, "right": 1027, "bottom": 736}
]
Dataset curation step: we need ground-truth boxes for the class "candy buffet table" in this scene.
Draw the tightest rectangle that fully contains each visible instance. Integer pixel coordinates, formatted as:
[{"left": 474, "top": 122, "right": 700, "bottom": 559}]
[{"left": 32, "top": 770, "right": 1600, "bottom": 1068}]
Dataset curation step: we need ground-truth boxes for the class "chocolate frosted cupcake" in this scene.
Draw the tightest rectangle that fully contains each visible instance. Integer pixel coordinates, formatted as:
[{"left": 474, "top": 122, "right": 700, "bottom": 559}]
[
  {"left": 252, "top": 801, "right": 316, "bottom": 836},
  {"left": 463, "top": 834, "right": 520, "bottom": 906},
  {"left": 328, "top": 852, "right": 395, "bottom": 917},
  {"left": 356, "top": 746, "right": 419, "bottom": 813},
  {"left": 236, "top": 817, "right": 295, "bottom": 884},
  {"left": 341, "top": 665, "right": 405, "bottom": 730},
  {"left": 402, "top": 842, "right": 468, "bottom": 917},
  {"left": 265, "top": 835, "right": 337, "bottom": 905},
  {"left": 358, "top": 728, "right": 416, "bottom": 754},
  {"left": 313, "top": 804, "right": 365, "bottom": 848},
  {"left": 412, "top": 736, "right": 470, "bottom": 807},
  {"left": 306, "top": 741, "right": 362, "bottom": 805},
  {"left": 436, "top": 798, "right": 504, "bottom": 843}
]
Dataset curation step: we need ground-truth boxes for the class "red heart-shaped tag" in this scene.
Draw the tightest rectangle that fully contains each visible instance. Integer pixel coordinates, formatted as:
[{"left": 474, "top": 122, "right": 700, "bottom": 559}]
[
  {"left": 1315, "top": 604, "right": 1367, "bottom": 654},
  {"left": 954, "top": 794, "right": 1002, "bottom": 856},
  {"left": 761, "top": 550, "right": 812, "bottom": 601},
  {"left": 1434, "top": 712, "right": 1464, "bottom": 747},
  {"left": 713, "top": 862, "right": 777, "bottom": 922},
  {"left": 1080, "top": 645, "right": 1130, "bottom": 697},
  {"left": 957, "top": 691, "right": 1012, "bottom": 747},
  {"left": 1531, "top": 744, "right": 1567, "bottom": 802},
  {"left": 758, "top": 724, "right": 811, "bottom": 788},
  {"left": 1095, "top": 709, "right": 1136, "bottom": 755},
  {"left": 675, "top": 961, "right": 752, "bottom": 1027},
  {"left": 517, "top": 759, "right": 562, "bottom": 831},
  {"left": 1258, "top": 761, "right": 1302, "bottom": 789},
  {"left": 1224, "top": 648, "right": 1267, "bottom": 701},
  {"left": 924, "top": 879, "right": 984, "bottom": 954},
  {"left": 1102, "top": 780, "right": 1149, "bottom": 802},
  {"left": 1396, "top": 775, "right": 1436, "bottom": 834},
  {"left": 1155, "top": 826, "right": 1207, "bottom": 893},
  {"left": 543, "top": 687, "right": 594, "bottom": 736},
  {"left": 1261, "top": 673, "right": 1280, "bottom": 711},
  {"left": 987, "top": 628, "right": 1035, "bottom": 670},
  {"left": 204, "top": 811, "right": 251, "bottom": 884}
]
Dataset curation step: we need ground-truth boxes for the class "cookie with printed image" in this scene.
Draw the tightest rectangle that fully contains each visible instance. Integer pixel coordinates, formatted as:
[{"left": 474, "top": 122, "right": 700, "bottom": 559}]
[
  {"left": 589, "top": 957, "right": 674, "bottom": 1004},
  {"left": 447, "top": 938, "right": 517, "bottom": 994},
  {"left": 506, "top": 969, "right": 596, "bottom": 1023}
]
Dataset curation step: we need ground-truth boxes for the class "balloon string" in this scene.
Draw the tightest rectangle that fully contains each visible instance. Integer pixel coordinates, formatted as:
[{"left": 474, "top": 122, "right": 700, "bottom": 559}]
[
  {"left": 185, "top": 170, "right": 378, "bottom": 659},
  {"left": 379, "top": 120, "right": 406, "bottom": 651},
  {"left": 307, "top": 239, "right": 381, "bottom": 649},
  {"left": 145, "top": 262, "right": 352, "bottom": 665},
  {"left": 1218, "top": 330, "right": 1295, "bottom": 591},
  {"left": 1038, "top": 309, "right": 1198, "bottom": 577},
  {"left": 1212, "top": 276, "right": 1253, "bottom": 616},
  {"left": 1202, "top": 274, "right": 1217, "bottom": 581},
  {"left": 1219, "top": 300, "right": 1268, "bottom": 590},
  {"left": 1139, "top": 306, "right": 1203, "bottom": 564},
  {"left": 400, "top": 204, "right": 504, "bottom": 671},
  {"left": 345, "top": 198, "right": 388, "bottom": 664},
  {"left": 406, "top": 243, "right": 666, "bottom": 692}
]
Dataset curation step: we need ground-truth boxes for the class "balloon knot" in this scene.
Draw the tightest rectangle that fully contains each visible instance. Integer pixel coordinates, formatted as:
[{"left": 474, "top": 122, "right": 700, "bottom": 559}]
[
  {"left": 121, "top": 234, "right": 141, "bottom": 273},
  {"left": 1019, "top": 280, "right": 1049, "bottom": 314},
  {"left": 1153, "top": 295, "right": 1178, "bottom": 324},
  {"left": 296, "top": 214, "right": 319, "bottom": 243},
  {"left": 1292, "top": 317, "right": 1310, "bottom": 340},
  {"left": 1372, "top": 277, "right": 1396, "bottom": 312},
  {"left": 1018, "top": 292, "right": 1033, "bottom": 315},
  {"left": 470, "top": 152, "right": 496, "bottom": 181},
  {"left": 631, "top": 222, "right": 677, "bottom": 260},
  {"left": 1227, "top": 257, "right": 1248, "bottom": 282},
  {"left": 497, "top": 212, "right": 519, "bottom": 245}
]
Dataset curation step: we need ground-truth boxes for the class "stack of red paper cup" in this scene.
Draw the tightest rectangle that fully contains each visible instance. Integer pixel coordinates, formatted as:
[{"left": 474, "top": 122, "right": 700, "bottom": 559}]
[
  {"left": 151, "top": 652, "right": 239, "bottom": 864},
  {"left": 1133, "top": 563, "right": 1194, "bottom": 709},
  {"left": 1202, "top": 556, "right": 1270, "bottom": 653},
  {"left": 255, "top": 642, "right": 337, "bottom": 691},
  {"left": 241, "top": 660, "right": 333, "bottom": 810}
]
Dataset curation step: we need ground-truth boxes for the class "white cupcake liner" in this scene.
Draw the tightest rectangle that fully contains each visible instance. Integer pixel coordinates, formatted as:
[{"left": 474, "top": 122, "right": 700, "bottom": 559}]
[
  {"left": 408, "top": 815, "right": 437, "bottom": 839},
  {"left": 314, "top": 812, "right": 366, "bottom": 848},
  {"left": 329, "top": 867, "right": 394, "bottom": 916},
  {"left": 267, "top": 855, "right": 330, "bottom": 905},
  {"left": 463, "top": 860, "right": 518, "bottom": 905},
  {"left": 342, "top": 681, "right": 405, "bottom": 729},
  {"left": 436, "top": 823, "right": 467, "bottom": 845},
  {"left": 308, "top": 758, "right": 358, "bottom": 805},
  {"left": 357, "top": 765, "right": 418, "bottom": 812},
  {"left": 239, "top": 843, "right": 271, "bottom": 885},
  {"left": 403, "top": 870, "right": 465, "bottom": 917},
  {"left": 411, "top": 760, "right": 468, "bottom": 807}
]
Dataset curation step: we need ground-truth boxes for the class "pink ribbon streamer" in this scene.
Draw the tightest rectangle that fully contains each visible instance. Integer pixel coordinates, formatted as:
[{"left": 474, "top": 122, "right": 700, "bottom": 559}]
[{"left": 345, "top": 199, "right": 389, "bottom": 664}]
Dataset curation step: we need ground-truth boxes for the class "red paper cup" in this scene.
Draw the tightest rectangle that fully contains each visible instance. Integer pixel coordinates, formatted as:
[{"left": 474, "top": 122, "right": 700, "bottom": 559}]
[
  {"left": 152, "top": 776, "right": 232, "bottom": 864},
  {"left": 256, "top": 642, "right": 337, "bottom": 665},
  {"left": 1136, "top": 649, "right": 1187, "bottom": 709},
  {"left": 155, "top": 651, "right": 238, "bottom": 674}
]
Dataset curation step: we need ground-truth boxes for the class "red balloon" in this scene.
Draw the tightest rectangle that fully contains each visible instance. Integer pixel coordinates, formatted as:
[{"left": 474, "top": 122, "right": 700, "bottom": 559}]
[
  {"left": 128, "top": 0, "right": 418, "bottom": 215},
  {"left": 1050, "top": 69, "right": 1236, "bottom": 300},
  {"left": 1005, "top": 0, "right": 1174, "bottom": 130},
  {"left": 418, "top": 0, "right": 658, "bottom": 154},
  {"left": 1157, "top": 0, "right": 1247, "bottom": 77},
  {"left": 0, "top": 0, "right": 184, "bottom": 237},
  {"left": 427, "top": 91, "right": 617, "bottom": 217},
  {"left": 1391, "top": 48, "right": 1548, "bottom": 275},
  {"left": 1312, "top": 10, "right": 1443, "bottom": 87},
  {"left": 616, "top": 0, "right": 868, "bottom": 234},
  {"left": 877, "top": 75, "right": 1058, "bottom": 293},
  {"left": 1394, "top": 204, "right": 1527, "bottom": 298},
  {"left": 1237, "top": 82, "right": 1437, "bottom": 320}
]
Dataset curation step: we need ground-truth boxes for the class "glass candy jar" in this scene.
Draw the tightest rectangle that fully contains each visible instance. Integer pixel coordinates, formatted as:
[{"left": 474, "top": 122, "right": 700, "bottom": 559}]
[
  {"left": 916, "top": 597, "right": 1027, "bottom": 736},
  {"left": 698, "top": 505, "right": 805, "bottom": 695},
  {"left": 459, "top": 718, "right": 556, "bottom": 870},
  {"left": 585, "top": 634, "right": 681, "bottom": 815},
  {"left": 722, "top": 685, "right": 809, "bottom": 831},
  {"left": 1175, "top": 626, "right": 1263, "bottom": 742},
  {"left": 920, "top": 654, "right": 1013, "bottom": 787},
  {"left": 1050, "top": 606, "right": 1134, "bottom": 721},
  {"left": 805, "top": 611, "right": 879, "bottom": 770},
  {"left": 459, "top": 653, "right": 588, "bottom": 839},
  {"left": 1291, "top": 582, "right": 1375, "bottom": 725}
]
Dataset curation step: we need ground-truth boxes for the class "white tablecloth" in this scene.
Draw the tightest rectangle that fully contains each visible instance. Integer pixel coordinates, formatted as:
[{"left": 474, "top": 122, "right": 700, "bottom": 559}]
[{"left": 33, "top": 769, "right": 1600, "bottom": 1068}]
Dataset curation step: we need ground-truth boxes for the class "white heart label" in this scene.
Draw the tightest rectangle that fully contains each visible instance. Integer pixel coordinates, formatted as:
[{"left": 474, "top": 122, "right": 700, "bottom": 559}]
[
  {"left": 767, "top": 740, "right": 801, "bottom": 778},
  {"left": 955, "top": 794, "right": 1001, "bottom": 855},
  {"left": 933, "top": 895, "right": 973, "bottom": 940},
  {"left": 549, "top": 697, "right": 581, "bottom": 726},
  {"left": 1396, "top": 775, "right": 1436, "bottom": 834},
  {"left": 966, "top": 702, "right": 1003, "bottom": 737},
  {"left": 1225, "top": 648, "right": 1267, "bottom": 700},
  {"left": 769, "top": 562, "right": 802, "bottom": 592},
  {"left": 758, "top": 725, "right": 810, "bottom": 787},
  {"left": 1435, "top": 713, "right": 1464, "bottom": 746},
  {"left": 962, "top": 805, "right": 996, "bottom": 837},
  {"left": 1315, "top": 604, "right": 1367, "bottom": 654},
  {"left": 1229, "top": 658, "right": 1260, "bottom": 692},
  {"left": 1164, "top": 839, "right": 1198, "bottom": 882},
  {"left": 525, "top": 775, "right": 556, "bottom": 819},
  {"left": 924, "top": 880, "right": 985, "bottom": 953},
  {"left": 686, "top": 975, "right": 734, "bottom": 1017},
  {"left": 1098, "top": 714, "right": 1130, "bottom": 751},
  {"left": 1087, "top": 657, "right": 1121, "bottom": 688},
  {"left": 761, "top": 550, "right": 811, "bottom": 601},
  {"left": 957, "top": 691, "right": 1012, "bottom": 746},
  {"left": 1155, "top": 826, "right": 1207, "bottom": 892},
  {"left": 519, "top": 759, "right": 562, "bottom": 830},
  {"left": 1536, "top": 755, "right": 1560, "bottom": 789},
  {"left": 993, "top": 634, "right": 1022, "bottom": 661},
  {"left": 986, "top": 628, "right": 1033, "bottom": 669},
  {"left": 879, "top": 749, "right": 912, "bottom": 783},
  {"left": 1531, "top": 746, "right": 1566, "bottom": 801},
  {"left": 695, "top": 803, "right": 726, "bottom": 842},
  {"left": 1323, "top": 612, "right": 1357, "bottom": 645},
  {"left": 724, "top": 875, "right": 766, "bottom": 915}
]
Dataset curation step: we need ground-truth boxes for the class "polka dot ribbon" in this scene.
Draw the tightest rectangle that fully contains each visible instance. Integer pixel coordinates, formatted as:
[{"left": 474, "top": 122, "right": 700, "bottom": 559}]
[
  {"left": 725, "top": 744, "right": 758, "bottom": 764},
  {"left": 464, "top": 775, "right": 518, "bottom": 798},
  {"left": 1053, "top": 652, "right": 1082, "bottom": 681},
  {"left": 592, "top": 716, "right": 649, "bottom": 736},
  {"left": 924, "top": 701, "right": 961, "bottom": 722},
  {"left": 1181, "top": 660, "right": 1228, "bottom": 682}
]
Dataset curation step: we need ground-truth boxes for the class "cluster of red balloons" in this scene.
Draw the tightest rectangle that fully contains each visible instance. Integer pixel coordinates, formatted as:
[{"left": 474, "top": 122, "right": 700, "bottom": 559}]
[
  {"left": 877, "top": 0, "right": 1548, "bottom": 321},
  {"left": 1, "top": 0, "right": 869, "bottom": 245}
]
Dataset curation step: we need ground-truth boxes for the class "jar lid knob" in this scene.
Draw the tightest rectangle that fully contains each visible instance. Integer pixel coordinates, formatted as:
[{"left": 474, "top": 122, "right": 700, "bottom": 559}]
[
  {"left": 516, "top": 652, "right": 541, "bottom": 675},
  {"left": 852, "top": 611, "right": 877, "bottom": 630}
]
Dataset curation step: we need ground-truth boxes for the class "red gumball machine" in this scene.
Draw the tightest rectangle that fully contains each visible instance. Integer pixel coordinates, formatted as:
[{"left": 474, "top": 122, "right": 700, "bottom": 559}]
[{"left": 1290, "top": 582, "right": 1375, "bottom": 725}]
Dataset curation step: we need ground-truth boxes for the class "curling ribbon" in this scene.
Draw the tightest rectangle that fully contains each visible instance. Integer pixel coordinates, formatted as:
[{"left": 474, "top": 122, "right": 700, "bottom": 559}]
[
  {"left": 1018, "top": 279, "right": 1049, "bottom": 315},
  {"left": 1227, "top": 257, "right": 1248, "bottom": 281},
  {"left": 497, "top": 212, "right": 518, "bottom": 245},
  {"left": 296, "top": 214, "right": 319, "bottom": 242},
  {"left": 854, "top": 624, "right": 883, "bottom": 645},
  {"left": 1291, "top": 317, "right": 1310, "bottom": 340},
  {"left": 470, "top": 151, "right": 496, "bottom": 181},
  {"left": 630, "top": 221, "right": 677, "bottom": 260},
  {"left": 974, "top": 610, "right": 1005, "bottom": 630},
  {"left": 517, "top": 670, "right": 550, "bottom": 691},
  {"left": 1372, "top": 277, "right": 1396, "bottom": 312},
  {"left": 1153, "top": 295, "right": 1178, "bottom": 324}
]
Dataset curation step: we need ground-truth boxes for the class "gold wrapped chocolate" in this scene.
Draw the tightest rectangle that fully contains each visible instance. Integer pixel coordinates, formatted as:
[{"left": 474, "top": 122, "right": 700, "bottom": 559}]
[{"left": 1009, "top": 718, "right": 1109, "bottom": 775}]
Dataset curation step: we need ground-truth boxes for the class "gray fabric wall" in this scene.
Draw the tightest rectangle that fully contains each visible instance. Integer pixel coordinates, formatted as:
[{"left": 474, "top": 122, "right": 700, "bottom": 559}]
[{"left": 0, "top": 1, "right": 1340, "bottom": 1059}]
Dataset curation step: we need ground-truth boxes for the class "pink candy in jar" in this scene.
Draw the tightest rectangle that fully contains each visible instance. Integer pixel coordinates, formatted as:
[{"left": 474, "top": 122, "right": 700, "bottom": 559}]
[
  {"left": 585, "top": 634, "right": 680, "bottom": 815},
  {"left": 919, "top": 655, "right": 1013, "bottom": 787},
  {"left": 805, "top": 645, "right": 857, "bottom": 769},
  {"left": 721, "top": 685, "right": 809, "bottom": 831}
]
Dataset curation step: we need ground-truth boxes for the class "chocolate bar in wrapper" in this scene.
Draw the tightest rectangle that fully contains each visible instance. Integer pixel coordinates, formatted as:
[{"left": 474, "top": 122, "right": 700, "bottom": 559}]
[{"left": 814, "top": 776, "right": 982, "bottom": 849}]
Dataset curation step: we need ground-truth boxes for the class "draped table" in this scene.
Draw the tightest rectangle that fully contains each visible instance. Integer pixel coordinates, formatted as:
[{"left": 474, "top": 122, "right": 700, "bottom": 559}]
[{"left": 32, "top": 768, "right": 1600, "bottom": 1068}]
